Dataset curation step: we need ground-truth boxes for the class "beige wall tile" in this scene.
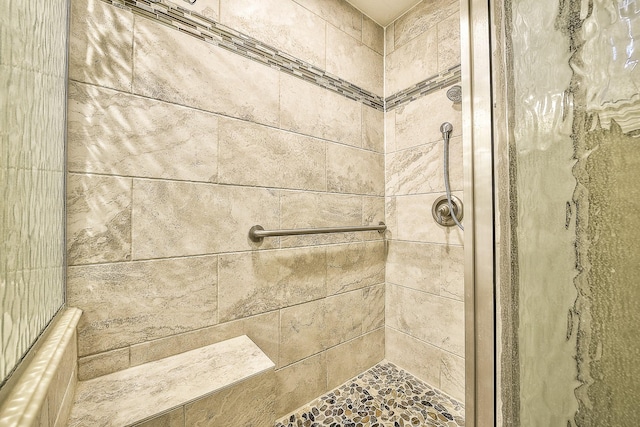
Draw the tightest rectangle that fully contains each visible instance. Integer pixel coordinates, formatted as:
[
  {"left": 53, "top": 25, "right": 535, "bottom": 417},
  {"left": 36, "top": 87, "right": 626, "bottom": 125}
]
[
  {"left": 48, "top": 331, "right": 77, "bottom": 425},
  {"left": 280, "top": 74, "right": 362, "bottom": 146},
  {"left": 385, "top": 327, "right": 441, "bottom": 387},
  {"left": 362, "top": 284, "right": 385, "bottom": 332},
  {"left": 362, "top": 196, "right": 385, "bottom": 241},
  {"left": 385, "top": 27, "right": 437, "bottom": 96},
  {"left": 362, "top": 16, "right": 384, "bottom": 55},
  {"left": 68, "top": 256, "right": 218, "bottom": 356},
  {"left": 385, "top": 196, "right": 398, "bottom": 236},
  {"left": 53, "top": 364, "right": 77, "bottom": 427},
  {"left": 385, "top": 110, "right": 396, "bottom": 152},
  {"left": 243, "top": 312, "right": 280, "bottom": 365},
  {"left": 78, "top": 347, "right": 130, "bottom": 380},
  {"left": 218, "top": 117, "right": 325, "bottom": 191},
  {"left": 131, "top": 180, "right": 279, "bottom": 259},
  {"left": 326, "top": 328, "right": 384, "bottom": 389},
  {"left": 395, "top": 84, "right": 463, "bottom": 150},
  {"left": 438, "top": 11, "right": 461, "bottom": 72},
  {"left": 324, "top": 290, "right": 364, "bottom": 348},
  {"left": 67, "top": 82, "right": 219, "bottom": 182},
  {"left": 327, "top": 144, "right": 384, "bottom": 196},
  {"left": 386, "top": 284, "right": 464, "bottom": 356},
  {"left": 396, "top": 192, "right": 464, "bottom": 245},
  {"left": 393, "top": 0, "right": 459, "bottom": 49},
  {"left": 362, "top": 106, "right": 384, "bottom": 153},
  {"left": 133, "top": 18, "right": 279, "bottom": 127},
  {"left": 386, "top": 241, "right": 441, "bottom": 295},
  {"left": 66, "top": 174, "right": 131, "bottom": 266},
  {"left": 326, "top": 25, "right": 383, "bottom": 96},
  {"left": 69, "top": 0, "right": 133, "bottom": 92},
  {"left": 218, "top": 247, "right": 326, "bottom": 322},
  {"left": 385, "top": 23, "right": 395, "bottom": 54},
  {"left": 440, "top": 351, "right": 465, "bottom": 401},
  {"left": 293, "top": 0, "right": 362, "bottom": 40},
  {"left": 275, "top": 353, "right": 326, "bottom": 417},
  {"left": 180, "top": 0, "right": 219, "bottom": 21},
  {"left": 326, "top": 241, "right": 385, "bottom": 295},
  {"left": 279, "top": 299, "right": 325, "bottom": 367},
  {"left": 132, "top": 407, "right": 184, "bottom": 427},
  {"left": 279, "top": 191, "right": 362, "bottom": 247},
  {"left": 441, "top": 245, "right": 464, "bottom": 301},
  {"left": 220, "top": 0, "right": 325, "bottom": 69},
  {"left": 184, "top": 370, "right": 275, "bottom": 427}
]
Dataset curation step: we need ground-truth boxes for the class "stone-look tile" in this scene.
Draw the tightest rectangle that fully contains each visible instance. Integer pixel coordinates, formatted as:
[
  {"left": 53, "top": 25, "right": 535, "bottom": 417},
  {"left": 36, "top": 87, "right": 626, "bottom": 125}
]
[
  {"left": 385, "top": 196, "right": 398, "bottom": 237},
  {"left": 66, "top": 174, "right": 131, "bottom": 265},
  {"left": 327, "top": 144, "right": 384, "bottom": 196},
  {"left": 385, "top": 27, "right": 438, "bottom": 96},
  {"left": 279, "top": 191, "right": 362, "bottom": 247},
  {"left": 394, "top": 0, "right": 459, "bottom": 49},
  {"left": 218, "top": 117, "right": 325, "bottom": 191},
  {"left": 48, "top": 329, "right": 78, "bottom": 427},
  {"left": 324, "top": 290, "right": 365, "bottom": 349},
  {"left": 362, "top": 284, "right": 385, "bottom": 332},
  {"left": 386, "top": 241, "right": 441, "bottom": 294},
  {"left": 385, "top": 327, "right": 441, "bottom": 388},
  {"left": 78, "top": 347, "right": 130, "bottom": 381},
  {"left": 133, "top": 408, "right": 184, "bottom": 427},
  {"left": 184, "top": 370, "right": 275, "bottom": 427},
  {"left": 133, "top": 18, "right": 279, "bottom": 127},
  {"left": 220, "top": 0, "right": 325, "bottom": 69},
  {"left": 131, "top": 180, "right": 279, "bottom": 259},
  {"left": 385, "top": 23, "right": 395, "bottom": 54},
  {"left": 441, "top": 245, "right": 465, "bottom": 301},
  {"left": 218, "top": 247, "right": 326, "bottom": 322},
  {"left": 275, "top": 352, "right": 327, "bottom": 418},
  {"left": 386, "top": 137, "right": 463, "bottom": 196},
  {"left": 326, "top": 25, "right": 383, "bottom": 97},
  {"left": 326, "top": 241, "right": 385, "bottom": 295},
  {"left": 438, "top": 12, "right": 461, "bottom": 72},
  {"left": 279, "top": 299, "right": 326, "bottom": 367},
  {"left": 69, "top": 0, "right": 133, "bottom": 91},
  {"left": 53, "top": 364, "right": 77, "bottom": 427},
  {"left": 242, "top": 311, "right": 280, "bottom": 365},
  {"left": 362, "top": 105, "right": 384, "bottom": 153},
  {"left": 362, "top": 16, "right": 384, "bottom": 55},
  {"left": 395, "top": 84, "right": 463, "bottom": 150},
  {"left": 293, "top": 0, "right": 362, "bottom": 40},
  {"left": 67, "top": 256, "right": 218, "bottom": 356},
  {"left": 67, "top": 82, "right": 219, "bottom": 182},
  {"left": 385, "top": 110, "right": 396, "bottom": 152},
  {"left": 326, "top": 328, "right": 384, "bottom": 389},
  {"left": 396, "top": 192, "right": 464, "bottom": 245},
  {"left": 280, "top": 74, "right": 362, "bottom": 147},
  {"left": 440, "top": 351, "right": 465, "bottom": 401},
  {"left": 180, "top": 0, "right": 219, "bottom": 20},
  {"left": 362, "top": 196, "right": 385, "bottom": 241},
  {"left": 386, "top": 284, "right": 464, "bottom": 357}
]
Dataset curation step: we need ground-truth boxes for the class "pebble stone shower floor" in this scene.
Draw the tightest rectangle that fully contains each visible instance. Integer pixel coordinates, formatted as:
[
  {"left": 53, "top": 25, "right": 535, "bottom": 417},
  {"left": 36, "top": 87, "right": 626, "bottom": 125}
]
[{"left": 275, "top": 361, "right": 465, "bottom": 427}]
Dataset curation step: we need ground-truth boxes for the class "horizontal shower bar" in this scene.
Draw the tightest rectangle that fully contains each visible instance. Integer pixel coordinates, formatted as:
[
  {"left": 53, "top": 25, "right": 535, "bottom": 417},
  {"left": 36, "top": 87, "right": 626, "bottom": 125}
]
[{"left": 249, "top": 222, "right": 387, "bottom": 242}]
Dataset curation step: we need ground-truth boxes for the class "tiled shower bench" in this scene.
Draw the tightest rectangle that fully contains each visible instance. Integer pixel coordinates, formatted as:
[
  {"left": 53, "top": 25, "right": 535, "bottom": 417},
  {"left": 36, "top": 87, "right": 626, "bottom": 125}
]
[{"left": 67, "top": 335, "right": 275, "bottom": 426}]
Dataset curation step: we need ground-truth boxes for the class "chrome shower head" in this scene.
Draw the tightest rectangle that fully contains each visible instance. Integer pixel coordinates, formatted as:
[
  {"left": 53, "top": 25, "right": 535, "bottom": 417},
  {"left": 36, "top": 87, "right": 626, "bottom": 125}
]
[{"left": 446, "top": 85, "right": 462, "bottom": 103}]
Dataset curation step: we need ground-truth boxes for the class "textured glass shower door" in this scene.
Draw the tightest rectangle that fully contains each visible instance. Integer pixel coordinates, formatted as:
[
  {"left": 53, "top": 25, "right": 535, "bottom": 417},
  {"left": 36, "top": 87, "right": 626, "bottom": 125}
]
[{"left": 499, "top": 0, "right": 640, "bottom": 425}]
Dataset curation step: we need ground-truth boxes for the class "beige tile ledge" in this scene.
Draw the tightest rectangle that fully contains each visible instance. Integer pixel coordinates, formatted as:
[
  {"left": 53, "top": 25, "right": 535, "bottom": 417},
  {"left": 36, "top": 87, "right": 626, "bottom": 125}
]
[
  {"left": 68, "top": 335, "right": 275, "bottom": 426},
  {"left": 0, "top": 307, "right": 82, "bottom": 426}
]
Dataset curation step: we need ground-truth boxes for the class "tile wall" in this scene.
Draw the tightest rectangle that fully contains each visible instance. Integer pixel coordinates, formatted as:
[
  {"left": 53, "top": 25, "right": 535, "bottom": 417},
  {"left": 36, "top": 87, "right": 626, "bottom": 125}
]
[
  {"left": 65, "top": 0, "right": 385, "bottom": 418},
  {"left": 384, "top": 0, "right": 466, "bottom": 402}
]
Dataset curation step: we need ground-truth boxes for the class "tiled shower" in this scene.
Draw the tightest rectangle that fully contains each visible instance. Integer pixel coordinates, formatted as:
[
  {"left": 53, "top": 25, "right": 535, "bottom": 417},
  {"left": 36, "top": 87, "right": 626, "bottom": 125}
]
[{"left": 1, "top": 0, "right": 464, "bottom": 424}]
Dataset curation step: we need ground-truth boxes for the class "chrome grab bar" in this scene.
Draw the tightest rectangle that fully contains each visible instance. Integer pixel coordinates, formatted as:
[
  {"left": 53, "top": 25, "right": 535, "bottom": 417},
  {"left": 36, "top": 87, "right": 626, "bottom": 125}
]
[{"left": 249, "top": 222, "right": 386, "bottom": 243}]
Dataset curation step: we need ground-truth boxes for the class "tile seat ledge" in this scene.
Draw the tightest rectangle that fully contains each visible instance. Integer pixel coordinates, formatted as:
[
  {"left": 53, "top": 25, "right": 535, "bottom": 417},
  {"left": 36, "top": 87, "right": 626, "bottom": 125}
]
[{"left": 67, "top": 335, "right": 275, "bottom": 426}]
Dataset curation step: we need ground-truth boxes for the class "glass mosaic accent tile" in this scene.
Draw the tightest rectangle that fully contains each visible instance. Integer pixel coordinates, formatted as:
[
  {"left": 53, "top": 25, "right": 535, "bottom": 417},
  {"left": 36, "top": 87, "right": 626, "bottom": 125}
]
[{"left": 275, "top": 362, "right": 465, "bottom": 427}]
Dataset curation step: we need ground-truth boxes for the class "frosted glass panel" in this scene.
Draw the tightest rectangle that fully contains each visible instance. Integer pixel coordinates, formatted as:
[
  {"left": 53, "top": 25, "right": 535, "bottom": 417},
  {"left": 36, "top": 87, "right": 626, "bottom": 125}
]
[
  {"left": 0, "top": 0, "right": 68, "bottom": 384},
  {"left": 508, "top": 0, "right": 640, "bottom": 424}
]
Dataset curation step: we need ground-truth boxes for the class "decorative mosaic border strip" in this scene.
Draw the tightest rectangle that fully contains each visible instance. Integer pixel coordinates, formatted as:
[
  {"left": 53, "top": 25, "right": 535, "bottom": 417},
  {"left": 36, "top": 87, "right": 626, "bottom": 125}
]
[
  {"left": 386, "top": 64, "right": 462, "bottom": 111},
  {"left": 101, "top": 0, "right": 460, "bottom": 112}
]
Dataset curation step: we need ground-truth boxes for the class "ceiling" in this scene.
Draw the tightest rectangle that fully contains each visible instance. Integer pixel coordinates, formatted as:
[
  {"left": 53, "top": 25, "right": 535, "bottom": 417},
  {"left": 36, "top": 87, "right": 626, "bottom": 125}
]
[{"left": 345, "top": 0, "right": 423, "bottom": 27}]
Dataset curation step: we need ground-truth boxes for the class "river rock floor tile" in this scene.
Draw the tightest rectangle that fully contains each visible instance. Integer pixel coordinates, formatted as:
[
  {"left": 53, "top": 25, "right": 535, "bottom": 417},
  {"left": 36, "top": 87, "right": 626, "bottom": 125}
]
[{"left": 275, "top": 361, "right": 464, "bottom": 427}]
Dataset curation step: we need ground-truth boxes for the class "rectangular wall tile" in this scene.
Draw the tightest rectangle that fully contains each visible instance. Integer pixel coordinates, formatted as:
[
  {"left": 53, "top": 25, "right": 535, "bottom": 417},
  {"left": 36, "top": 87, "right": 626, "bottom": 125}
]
[
  {"left": 324, "top": 290, "right": 364, "bottom": 349},
  {"left": 393, "top": 0, "right": 459, "bottom": 49},
  {"left": 327, "top": 144, "right": 384, "bottom": 196},
  {"left": 68, "top": 256, "right": 218, "bottom": 356},
  {"left": 279, "top": 299, "right": 326, "bottom": 367},
  {"left": 218, "top": 117, "right": 325, "bottom": 191},
  {"left": 440, "top": 351, "right": 465, "bottom": 401},
  {"left": 441, "top": 245, "right": 465, "bottom": 301},
  {"left": 180, "top": 0, "right": 219, "bottom": 21},
  {"left": 293, "top": 0, "right": 362, "bottom": 40},
  {"left": 66, "top": 174, "right": 131, "bottom": 266},
  {"left": 280, "top": 74, "right": 362, "bottom": 147},
  {"left": 220, "top": 0, "right": 326, "bottom": 69},
  {"left": 133, "top": 17, "right": 280, "bottom": 127},
  {"left": 362, "top": 105, "right": 384, "bottom": 153},
  {"left": 275, "top": 352, "right": 327, "bottom": 418},
  {"left": 362, "top": 16, "right": 384, "bottom": 55},
  {"left": 362, "top": 284, "right": 385, "bottom": 332},
  {"left": 133, "top": 407, "right": 184, "bottom": 427},
  {"left": 218, "top": 247, "right": 326, "bottom": 322},
  {"left": 385, "top": 23, "right": 395, "bottom": 54},
  {"left": 131, "top": 180, "right": 279, "bottom": 259},
  {"left": 67, "top": 82, "right": 219, "bottom": 182},
  {"left": 326, "top": 328, "right": 384, "bottom": 389},
  {"left": 362, "top": 196, "right": 385, "bottom": 241},
  {"left": 385, "top": 327, "right": 441, "bottom": 388},
  {"left": 69, "top": 0, "right": 133, "bottom": 92},
  {"left": 396, "top": 192, "right": 464, "bottom": 245},
  {"left": 78, "top": 347, "right": 130, "bottom": 381},
  {"left": 386, "top": 241, "right": 441, "bottom": 294},
  {"left": 326, "top": 241, "right": 385, "bottom": 295},
  {"left": 326, "top": 25, "right": 383, "bottom": 96},
  {"left": 385, "top": 27, "right": 438, "bottom": 96},
  {"left": 437, "top": 11, "right": 461, "bottom": 73},
  {"left": 386, "top": 284, "right": 464, "bottom": 357}
]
